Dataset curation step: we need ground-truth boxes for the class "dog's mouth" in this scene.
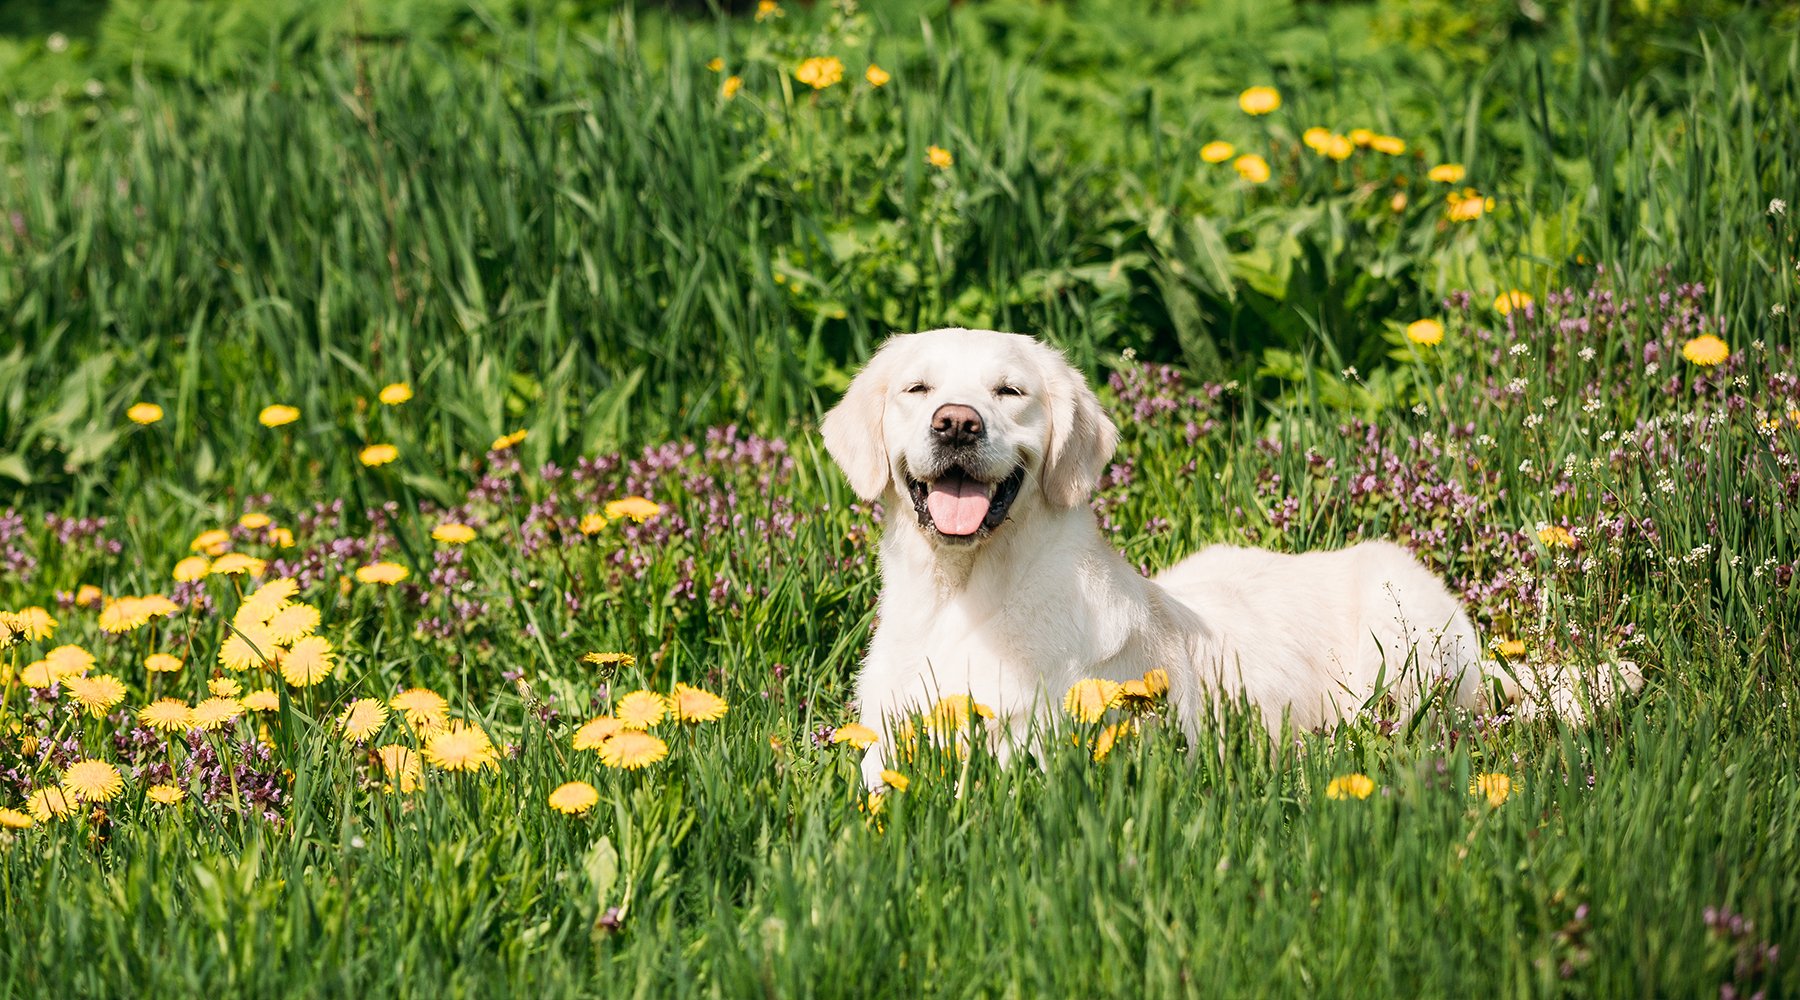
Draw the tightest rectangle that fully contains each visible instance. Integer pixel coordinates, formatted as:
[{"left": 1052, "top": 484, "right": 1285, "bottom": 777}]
[{"left": 906, "top": 464, "right": 1026, "bottom": 540}]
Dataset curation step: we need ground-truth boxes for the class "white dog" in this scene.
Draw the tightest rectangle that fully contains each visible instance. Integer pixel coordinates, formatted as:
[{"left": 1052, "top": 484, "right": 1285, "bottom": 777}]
[{"left": 824, "top": 328, "right": 1631, "bottom": 788}]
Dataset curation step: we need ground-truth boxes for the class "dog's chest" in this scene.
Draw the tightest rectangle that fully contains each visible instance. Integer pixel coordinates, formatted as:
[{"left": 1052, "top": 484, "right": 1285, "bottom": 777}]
[{"left": 867, "top": 581, "right": 1118, "bottom": 717}]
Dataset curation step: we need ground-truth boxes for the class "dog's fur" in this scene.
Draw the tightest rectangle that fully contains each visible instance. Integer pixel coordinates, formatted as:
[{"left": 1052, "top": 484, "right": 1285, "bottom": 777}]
[{"left": 824, "top": 329, "right": 1631, "bottom": 788}]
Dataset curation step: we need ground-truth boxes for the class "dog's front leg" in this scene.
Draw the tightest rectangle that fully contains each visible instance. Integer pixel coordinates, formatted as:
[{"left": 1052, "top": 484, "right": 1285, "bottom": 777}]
[{"left": 860, "top": 743, "right": 889, "bottom": 791}]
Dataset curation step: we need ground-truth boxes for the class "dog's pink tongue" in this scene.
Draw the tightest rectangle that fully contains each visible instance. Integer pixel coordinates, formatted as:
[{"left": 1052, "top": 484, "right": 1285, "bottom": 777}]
[{"left": 927, "top": 474, "right": 991, "bottom": 536}]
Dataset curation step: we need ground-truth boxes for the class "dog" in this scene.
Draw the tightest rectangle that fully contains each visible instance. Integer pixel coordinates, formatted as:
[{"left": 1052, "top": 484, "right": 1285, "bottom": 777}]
[{"left": 823, "top": 328, "right": 1634, "bottom": 788}]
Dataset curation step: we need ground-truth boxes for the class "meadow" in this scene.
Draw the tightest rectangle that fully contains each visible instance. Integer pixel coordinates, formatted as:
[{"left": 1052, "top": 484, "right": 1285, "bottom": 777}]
[{"left": 1, "top": 0, "right": 1798, "bottom": 994}]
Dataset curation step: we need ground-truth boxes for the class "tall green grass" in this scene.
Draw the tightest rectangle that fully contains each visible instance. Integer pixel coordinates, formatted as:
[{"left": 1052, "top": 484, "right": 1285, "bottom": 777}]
[{"left": 1, "top": 1, "right": 1798, "bottom": 995}]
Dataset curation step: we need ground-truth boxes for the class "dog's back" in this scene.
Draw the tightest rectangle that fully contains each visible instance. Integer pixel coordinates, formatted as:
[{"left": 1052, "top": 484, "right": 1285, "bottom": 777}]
[{"left": 1153, "top": 540, "right": 1485, "bottom": 729}]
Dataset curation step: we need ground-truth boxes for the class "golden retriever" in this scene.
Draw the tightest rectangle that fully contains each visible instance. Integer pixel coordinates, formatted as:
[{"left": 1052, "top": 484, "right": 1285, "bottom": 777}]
[{"left": 824, "top": 328, "right": 1634, "bottom": 787}]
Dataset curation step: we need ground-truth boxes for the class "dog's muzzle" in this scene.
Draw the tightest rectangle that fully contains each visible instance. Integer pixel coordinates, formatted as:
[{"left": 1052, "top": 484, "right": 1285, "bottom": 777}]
[{"left": 907, "top": 464, "right": 1026, "bottom": 540}]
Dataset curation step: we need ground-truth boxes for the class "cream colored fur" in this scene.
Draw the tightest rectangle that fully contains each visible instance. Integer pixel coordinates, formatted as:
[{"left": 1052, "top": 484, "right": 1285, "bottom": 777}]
[{"left": 823, "top": 328, "right": 1635, "bottom": 789}]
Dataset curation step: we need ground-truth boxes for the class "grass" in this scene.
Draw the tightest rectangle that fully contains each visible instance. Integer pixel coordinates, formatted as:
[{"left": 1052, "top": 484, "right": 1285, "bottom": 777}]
[{"left": 2, "top": 0, "right": 1798, "bottom": 995}]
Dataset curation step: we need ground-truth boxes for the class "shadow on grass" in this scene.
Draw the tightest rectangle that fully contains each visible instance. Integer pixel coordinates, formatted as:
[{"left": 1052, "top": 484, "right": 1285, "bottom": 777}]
[{"left": 0, "top": 0, "right": 110, "bottom": 40}]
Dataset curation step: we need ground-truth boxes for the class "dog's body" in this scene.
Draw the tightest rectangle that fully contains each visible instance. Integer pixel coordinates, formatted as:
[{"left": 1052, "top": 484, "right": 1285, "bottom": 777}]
[{"left": 825, "top": 329, "right": 1620, "bottom": 787}]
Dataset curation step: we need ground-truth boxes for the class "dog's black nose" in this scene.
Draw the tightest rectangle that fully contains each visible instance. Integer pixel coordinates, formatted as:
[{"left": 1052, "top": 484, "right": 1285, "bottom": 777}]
[{"left": 931, "top": 404, "right": 985, "bottom": 447}]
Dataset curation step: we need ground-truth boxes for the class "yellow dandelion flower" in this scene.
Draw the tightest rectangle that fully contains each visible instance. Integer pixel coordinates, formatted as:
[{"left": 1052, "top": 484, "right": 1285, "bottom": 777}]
[
  {"left": 27, "top": 787, "right": 75, "bottom": 822},
  {"left": 579, "top": 513, "right": 608, "bottom": 535},
  {"left": 1200, "top": 140, "right": 1236, "bottom": 164},
  {"left": 190, "top": 697, "right": 245, "bottom": 731},
  {"left": 139, "top": 698, "right": 193, "bottom": 733},
  {"left": 19, "top": 662, "right": 56, "bottom": 688},
  {"left": 251, "top": 576, "right": 302, "bottom": 602},
  {"left": 280, "top": 635, "right": 336, "bottom": 687},
  {"left": 74, "top": 585, "right": 103, "bottom": 607},
  {"left": 1141, "top": 669, "right": 1170, "bottom": 697},
  {"left": 721, "top": 75, "right": 743, "bottom": 99},
  {"left": 670, "top": 683, "right": 729, "bottom": 724},
  {"left": 219, "top": 622, "right": 280, "bottom": 671},
  {"left": 424, "top": 722, "right": 499, "bottom": 772},
  {"left": 927, "top": 694, "right": 995, "bottom": 733},
  {"left": 1427, "top": 163, "right": 1467, "bottom": 184},
  {"left": 865, "top": 64, "right": 890, "bottom": 87},
  {"left": 98, "top": 597, "right": 153, "bottom": 633},
  {"left": 1237, "top": 86, "right": 1281, "bottom": 115},
  {"left": 62, "top": 760, "right": 124, "bottom": 803},
  {"left": 572, "top": 715, "right": 626, "bottom": 751},
  {"left": 338, "top": 698, "right": 389, "bottom": 741},
  {"left": 238, "top": 513, "right": 271, "bottom": 531},
  {"left": 189, "top": 529, "right": 231, "bottom": 554},
  {"left": 1471, "top": 772, "right": 1514, "bottom": 806},
  {"left": 1406, "top": 319, "right": 1445, "bottom": 346},
  {"left": 754, "top": 0, "right": 782, "bottom": 21},
  {"left": 1063, "top": 679, "right": 1122, "bottom": 723},
  {"left": 65, "top": 674, "right": 127, "bottom": 716},
  {"left": 127, "top": 402, "right": 163, "bottom": 425},
  {"left": 236, "top": 578, "right": 299, "bottom": 624},
  {"left": 240, "top": 688, "right": 280, "bottom": 712},
  {"left": 1117, "top": 679, "right": 1161, "bottom": 712},
  {"left": 139, "top": 594, "right": 180, "bottom": 618},
  {"left": 926, "top": 145, "right": 954, "bottom": 169},
  {"left": 1369, "top": 134, "right": 1406, "bottom": 155},
  {"left": 1494, "top": 290, "right": 1534, "bottom": 316},
  {"left": 706, "top": 56, "right": 724, "bottom": 72},
  {"left": 548, "top": 781, "right": 600, "bottom": 816},
  {"left": 491, "top": 429, "right": 528, "bottom": 451},
  {"left": 377, "top": 744, "right": 422, "bottom": 792},
  {"left": 0, "top": 807, "right": 32, "bottom": 829},
  {"left": 270, "top": 527, "right": 294, "bottom": 548},
  {"left": 147, "top": 784, "right": 186, "bottom": 806},
  {"left": 615, "top": 690, "right": 668, "bottom": 730},
  {"left": 599, "top": 731, "right": 668, "bottom": 770},
  {"left": 879, "top": 769, "right": 911, "bottom": 791},
  {"left": 582, "top": 651, "right": 636, "bottom": 668},
  {"left": 1233, "top": 154, "right": 1271, "bottom": 184},
  {"left": 265, "top": 603, "right": 321, "bottom": 644},
  {"left": 47, "top": 643, "right": 95, "bottom": 676},
  {"left": 831, "top": 723, "right": 880, "bottom": 749},
  {"left": 1323, "top": 133, "right": 1355, "bottom": 161},
  {"left": 378, "top": 382, "right": 413, "bottom": 405},
  {"left": 12, "top": 606, "right": 56, "bottom": 641},
  {"left": 359, "top": 444, "right": 399, "bottom": 467},
  {"left": 1091, "top": 720, "right": 1136, "bottom": 762},
  {"left": 1302, "top": 126, "right": 1332, "bottom": 152},
  {"left": 794, "top": 56, "right": 845, "bottom": 90},
  {"left": 209, "top": 553, "right": 266, "bottom": 577},
  {"left": 259, "top": 404, "right": 300, "bottom": 427},
  {"left": 604, "top": 496, "right": 662, "bottom": 522},
  {"left": 432, "top": 522, "right": 476, "bottom": 544},
  {"left": 1447, "top": 189, "right": 1493, "bottom": 222},
  {"left": 355, "top": 562, "right": 409, "bottom": 585},
  {"left": 390, "top": 688, "right": 449, "bottom": 728},
  {"left": 1537, "top": 525, "right": 1577, "bottom": 549},
  {"left": 1681, "top": 334, "right": 1729, "bottom": 367},
  {"left": 1326, "top": 773, "right": 1376, "bottom": 800},
  {"left": 164, "top": 556, "right": 206, "bottom": 585},
  {"left": 1497, "top": 638, "right": 1527, "bottom": 658},
  {"left": 209, "top": 676, "right": 243, "bottom": 698}
]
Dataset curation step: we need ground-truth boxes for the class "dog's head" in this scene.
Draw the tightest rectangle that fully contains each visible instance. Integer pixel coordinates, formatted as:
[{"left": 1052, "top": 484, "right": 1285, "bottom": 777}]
[{"left": 822, "top": 328, "right": 1118, "bottom": 545}]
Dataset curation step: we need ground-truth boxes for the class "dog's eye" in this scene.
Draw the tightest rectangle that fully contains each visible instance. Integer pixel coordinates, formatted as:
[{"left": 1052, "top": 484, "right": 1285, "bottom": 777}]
[
  {"left": 904, "top": 383, "right": 930, "bottom": 395},
  {"left": 995, "top": 384, "right": 1026, "bottom": 398}
]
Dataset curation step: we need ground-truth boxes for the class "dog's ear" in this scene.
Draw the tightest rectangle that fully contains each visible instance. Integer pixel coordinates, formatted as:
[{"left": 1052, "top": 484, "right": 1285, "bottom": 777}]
[
  {"left": 1039, "top": 347, "right": 1119, "bottom": 508},
  {"left": 822, "top": 343, "right": 898, "bottom": 500}
]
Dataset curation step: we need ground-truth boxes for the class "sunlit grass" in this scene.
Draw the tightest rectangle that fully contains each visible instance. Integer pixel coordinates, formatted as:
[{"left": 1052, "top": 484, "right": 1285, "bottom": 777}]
[{"left": 1, "top": 0, "right": 1797, "bottom": 995}]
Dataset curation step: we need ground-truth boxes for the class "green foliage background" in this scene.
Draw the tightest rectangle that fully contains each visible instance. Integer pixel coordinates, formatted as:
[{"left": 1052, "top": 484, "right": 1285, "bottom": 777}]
[{"left": 0, "top": 1, "right": 1797, "bottom": 996}]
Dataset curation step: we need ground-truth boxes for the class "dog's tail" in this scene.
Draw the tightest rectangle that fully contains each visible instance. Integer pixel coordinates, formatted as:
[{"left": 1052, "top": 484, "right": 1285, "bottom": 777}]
[{"left": 1488, "top": 656, "right": 1645, "bottom": 723}]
